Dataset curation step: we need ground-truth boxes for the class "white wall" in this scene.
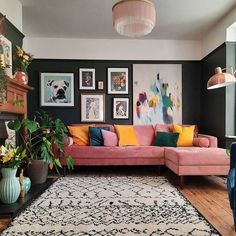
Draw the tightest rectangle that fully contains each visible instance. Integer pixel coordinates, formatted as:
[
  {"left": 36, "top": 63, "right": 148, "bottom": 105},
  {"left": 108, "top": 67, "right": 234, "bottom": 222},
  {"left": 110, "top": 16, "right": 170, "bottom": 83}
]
[
  {"left": 227, "top": 22, "right": 236, "bottom": 42},
  {"left": 0, "top": 0, "right": 22, "bottom": 32},
  {"left": 202, "top": 6, "right": 236, "bottom": 58},
  {"left": 23, "top": 37, "right": 202, "bottom": 60}
]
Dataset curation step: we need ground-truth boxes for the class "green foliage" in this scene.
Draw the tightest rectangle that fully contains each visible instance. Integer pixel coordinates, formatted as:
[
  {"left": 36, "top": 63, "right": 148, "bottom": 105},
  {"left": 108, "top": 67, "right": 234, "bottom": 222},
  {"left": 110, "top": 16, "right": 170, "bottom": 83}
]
[
  {"left": 8, "top": 111, "right": 73, "bottom": 173},
  {"left": 0, "top": 59, "right": 10, "bottom": 104}
]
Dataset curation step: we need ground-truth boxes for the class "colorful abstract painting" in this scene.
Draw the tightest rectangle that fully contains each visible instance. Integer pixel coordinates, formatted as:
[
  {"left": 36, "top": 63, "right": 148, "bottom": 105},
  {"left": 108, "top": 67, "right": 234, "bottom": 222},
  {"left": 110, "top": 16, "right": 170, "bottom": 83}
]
[{"left": 133, "top": 64, "right": 182, "bottom": 125}]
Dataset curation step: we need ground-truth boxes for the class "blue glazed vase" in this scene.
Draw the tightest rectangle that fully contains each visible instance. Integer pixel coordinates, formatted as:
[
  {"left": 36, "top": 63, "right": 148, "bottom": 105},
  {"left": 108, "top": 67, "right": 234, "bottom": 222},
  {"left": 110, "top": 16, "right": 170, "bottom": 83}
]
[
  {"left": 0, "top": 168, "right": 21, "bottom": 204},
  {"left": 23, "top": 177, "right": 31, "bottom": 193}
]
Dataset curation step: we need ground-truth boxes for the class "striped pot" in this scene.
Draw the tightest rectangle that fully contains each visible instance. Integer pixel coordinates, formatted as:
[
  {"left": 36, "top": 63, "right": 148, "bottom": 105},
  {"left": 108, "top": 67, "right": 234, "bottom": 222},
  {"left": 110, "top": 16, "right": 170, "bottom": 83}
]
[{"left": 0, "top": 168, "right": 20, "bottom": 204}]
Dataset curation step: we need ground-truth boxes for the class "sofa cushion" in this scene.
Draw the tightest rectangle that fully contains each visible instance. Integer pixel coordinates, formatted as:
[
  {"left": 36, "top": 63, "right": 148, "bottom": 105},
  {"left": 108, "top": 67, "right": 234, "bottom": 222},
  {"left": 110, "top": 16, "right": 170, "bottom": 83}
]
[
  {"left": 89, "top": 127, "right": 110, "bottom": 146},
  {"left": 68, "top": 125, "right": 94, "bottom": 145},
  {"left": 101, "top": 130, "right": 118, "bottom": 147},
  {"left": 64, "top": 145, "right": 164, "bottom": 159},
  {"left": 173, "top": 124, "right": 194, "bottom": 147},
  {"left": 155, "top": 132, "right": 179, "bottom": 147},
  {"left": 134, "top": 125, "right": 155, "bottom": 146},
  {"left": 155, "top": 124, "right": 173, "bottom": 133},
  {"left": 115, "top": 125, "right": 139, "bottom": 146},
  {"left": 165, "top": 147, "right": 229, "bottom": 166},
  {"left": 193, "top": 137, "right": 210, "bottom": 148}
]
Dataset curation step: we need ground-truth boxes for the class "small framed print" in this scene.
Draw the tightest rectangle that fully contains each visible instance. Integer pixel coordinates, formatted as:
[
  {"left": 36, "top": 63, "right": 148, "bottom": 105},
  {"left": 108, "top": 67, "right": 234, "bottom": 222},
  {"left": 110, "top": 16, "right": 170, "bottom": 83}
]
[
  {"left": 0, "top": 35, "right": 12, "bottom": 77},
  {"left": 81, "top": 93, "right": 105, "bottom": 122},
  {"left": 113, "top": 98, "right": 129, "bottom": 119},
  {"left": 107, "top": 68, "right": 128, "bottom": 94},
  {"left": 40, "top": 72, "right": 74, "bottom": 107},
  {"left": 98, "top": 81, "right": 104, "bottom": 90},
  {"left": 79, "top": 68, "right": 95, "bottom": 90}
]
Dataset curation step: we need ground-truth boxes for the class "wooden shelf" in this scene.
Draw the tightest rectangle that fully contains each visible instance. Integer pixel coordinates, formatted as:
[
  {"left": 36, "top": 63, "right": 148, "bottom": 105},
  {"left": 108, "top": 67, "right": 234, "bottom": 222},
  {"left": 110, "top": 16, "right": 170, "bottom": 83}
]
[{"left": 0, "top": 79, "right": 34, "bottom": 118}]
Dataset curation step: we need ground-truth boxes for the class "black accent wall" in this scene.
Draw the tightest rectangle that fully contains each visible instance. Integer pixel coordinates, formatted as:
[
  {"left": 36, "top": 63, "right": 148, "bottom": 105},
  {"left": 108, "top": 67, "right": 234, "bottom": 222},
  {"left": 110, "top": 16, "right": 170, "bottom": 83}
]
[
  {"left": 200, "top": 44, "right": 226, "bottom": 147},
  {"left": 27, "top": 60, "right": 201, "bottom": 126}
]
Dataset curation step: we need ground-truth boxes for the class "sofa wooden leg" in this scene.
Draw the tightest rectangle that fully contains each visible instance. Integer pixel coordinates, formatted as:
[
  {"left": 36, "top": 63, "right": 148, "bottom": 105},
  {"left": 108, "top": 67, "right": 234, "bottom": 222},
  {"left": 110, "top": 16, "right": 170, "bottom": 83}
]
[
  {"left": 157, "top": 166, "right": 161, "bottom": 175},
  {"left": 63, "top": 166, "right": 66, "bottom": 177},
  {"left": 180, "top": 176, "right": 184, "bottom": 189}
]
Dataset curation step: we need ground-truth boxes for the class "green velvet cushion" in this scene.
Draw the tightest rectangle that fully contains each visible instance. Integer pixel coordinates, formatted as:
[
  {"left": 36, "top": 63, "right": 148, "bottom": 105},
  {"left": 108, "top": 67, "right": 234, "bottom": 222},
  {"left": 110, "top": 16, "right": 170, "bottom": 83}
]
[{"left": 155, "top": 132, "right": 179, "bottom": 147}]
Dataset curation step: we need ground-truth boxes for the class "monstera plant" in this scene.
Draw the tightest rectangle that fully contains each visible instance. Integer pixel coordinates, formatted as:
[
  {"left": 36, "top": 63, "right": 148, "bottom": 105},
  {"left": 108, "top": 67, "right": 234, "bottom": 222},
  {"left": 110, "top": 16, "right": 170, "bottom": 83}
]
[{"left": 8, "top": 111, "right": 73, "bottom": 184}]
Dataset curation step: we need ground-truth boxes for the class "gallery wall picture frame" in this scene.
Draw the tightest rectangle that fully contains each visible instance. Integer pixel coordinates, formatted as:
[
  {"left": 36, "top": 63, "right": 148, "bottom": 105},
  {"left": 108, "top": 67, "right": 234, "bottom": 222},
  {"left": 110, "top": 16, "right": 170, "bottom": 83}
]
[
  {"left": 81, "top": 93, "right": 105, "bottom": 122},
  {"left": 113, "top": 98, "right": 129, "bottom": 119},
  {"left": 79, "top": 68, "right": 95, "bottom": 90},
  {"left": 107, "top": 68, "right": 128, "bottom": 94},
  {"left": 40, "top": 72, "right": 74, "bottom": 107},
  {"left": 98, "top": 81, "right": 104, "bottom": 90},
  {"left": 0, "top": 35, "right": 12, "bottom": 77}
]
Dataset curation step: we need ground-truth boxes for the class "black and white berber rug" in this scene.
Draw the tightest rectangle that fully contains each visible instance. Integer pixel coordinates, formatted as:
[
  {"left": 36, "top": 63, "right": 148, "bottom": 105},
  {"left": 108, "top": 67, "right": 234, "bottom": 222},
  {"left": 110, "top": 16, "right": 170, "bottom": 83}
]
[{"left": 2, "top": 176, "right": 219, "bottom": 236}]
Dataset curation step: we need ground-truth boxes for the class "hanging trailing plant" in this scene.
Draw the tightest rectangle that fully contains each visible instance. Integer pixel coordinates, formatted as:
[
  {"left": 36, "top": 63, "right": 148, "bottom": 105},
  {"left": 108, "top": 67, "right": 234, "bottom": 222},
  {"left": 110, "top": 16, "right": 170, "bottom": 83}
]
[{"left": 0, "top": 60, "right": 10, "bottom": 104}]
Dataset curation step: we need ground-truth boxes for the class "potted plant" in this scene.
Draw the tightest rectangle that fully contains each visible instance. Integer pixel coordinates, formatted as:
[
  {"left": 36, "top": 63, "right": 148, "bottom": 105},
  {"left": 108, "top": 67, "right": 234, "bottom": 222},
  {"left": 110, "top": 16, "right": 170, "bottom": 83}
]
[
  {"left": 8, "top": 111, "right": 73, "bottom": 184},
  {"left": 13, "top": 46, "right": 33, "bottom": 85},
  {"left": 0, "top": 145, "right": 26, "bottom": 204}
]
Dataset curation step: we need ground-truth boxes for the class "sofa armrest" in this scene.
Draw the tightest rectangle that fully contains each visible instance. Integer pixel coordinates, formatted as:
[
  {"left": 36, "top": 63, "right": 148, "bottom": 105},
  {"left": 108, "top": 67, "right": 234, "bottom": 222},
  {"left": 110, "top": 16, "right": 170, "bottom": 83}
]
[
  {"left": 197, "top": 134, "right": 218, "bottom": 148},
  {"left": 52, "top": 137, "right": 73, "bottom": 159}
]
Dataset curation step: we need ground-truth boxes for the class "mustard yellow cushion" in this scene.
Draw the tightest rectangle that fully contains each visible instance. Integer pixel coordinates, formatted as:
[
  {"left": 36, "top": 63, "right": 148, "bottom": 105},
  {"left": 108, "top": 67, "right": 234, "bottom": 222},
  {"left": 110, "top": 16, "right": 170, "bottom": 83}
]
[
  {"left": 115, "top": 125, "right": 139, "bottom": 146},
  {"left": 68, "top": 125, "right": 94, "bottom": 145},
  {"left": 173, "top": 124, "right": 195, "bottom": 147}
]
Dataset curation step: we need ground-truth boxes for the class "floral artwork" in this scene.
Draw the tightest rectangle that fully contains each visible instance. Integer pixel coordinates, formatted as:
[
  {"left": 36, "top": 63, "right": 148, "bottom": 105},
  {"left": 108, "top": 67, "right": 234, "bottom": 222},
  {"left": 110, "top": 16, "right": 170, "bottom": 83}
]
[
  {"left": 108, "top": 68, "right": 128, "bottom": 94},
  {"left": 81, "top": 93, "right": 105, "bottom": 122},
  {"left": 133, "top": 64, "right": 182, "bottom": 125}
]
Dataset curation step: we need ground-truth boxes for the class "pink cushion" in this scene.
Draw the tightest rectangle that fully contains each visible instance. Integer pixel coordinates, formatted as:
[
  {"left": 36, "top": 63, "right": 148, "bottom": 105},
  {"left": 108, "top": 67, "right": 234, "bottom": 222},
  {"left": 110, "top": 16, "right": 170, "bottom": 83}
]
[
  {"left": 134, "top": 125, "right": 155, "bottom": 146},
  {"left": 193, "top": 137, "right": 209, "bottom": 148},
  {"left": 64, "top": 145, "right": 164, "bottom": 159},
  {"left": 101, "top": 130, "right": 118, "bottom": 146},
  {"left": 155, "top": 124, "right": 173, "bottom": 134}
]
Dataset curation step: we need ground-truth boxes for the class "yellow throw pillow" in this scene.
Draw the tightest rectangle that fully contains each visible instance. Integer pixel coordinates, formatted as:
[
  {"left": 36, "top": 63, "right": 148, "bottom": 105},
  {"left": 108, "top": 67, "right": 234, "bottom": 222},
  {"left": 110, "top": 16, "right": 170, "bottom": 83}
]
[
  {"left": 173, "top": 124, "right": 195, "bottom": 147},
  {"left": 67, "top": 125, "right": 94, "bottom": 145},
  {"left": 115, "top": 125, "right": 139, "bottom": 146}
]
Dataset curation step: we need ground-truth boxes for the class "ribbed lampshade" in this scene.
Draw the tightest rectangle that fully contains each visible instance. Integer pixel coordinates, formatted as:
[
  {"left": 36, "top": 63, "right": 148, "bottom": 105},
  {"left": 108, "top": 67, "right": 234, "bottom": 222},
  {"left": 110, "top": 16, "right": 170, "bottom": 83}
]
[
  {"left": 112, "top": 0, "right": 156, "bottom": 37},
  {"left": 207, "top": 67, "right": 236, "bottom": 90}
]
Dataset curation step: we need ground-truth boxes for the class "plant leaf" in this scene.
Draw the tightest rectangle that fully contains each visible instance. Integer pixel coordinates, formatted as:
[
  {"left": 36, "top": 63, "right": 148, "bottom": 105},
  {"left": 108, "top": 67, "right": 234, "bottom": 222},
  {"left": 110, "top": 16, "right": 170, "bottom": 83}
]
[
  {"left": 66, "top": 155, "right": 74, "bottom": 171},
  {"left": 54, "top": 158, "right": 62, "bottom": 168},
  {"left": 7, "top": 120, "right": 21, "bottom": 131}
]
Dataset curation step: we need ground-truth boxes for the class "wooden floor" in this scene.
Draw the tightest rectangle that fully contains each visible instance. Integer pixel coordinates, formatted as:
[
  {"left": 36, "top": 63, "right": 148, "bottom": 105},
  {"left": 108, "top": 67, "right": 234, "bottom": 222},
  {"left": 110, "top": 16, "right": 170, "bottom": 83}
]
[{"left": 0, "top": 167, "right": 235, "bottom": 235}]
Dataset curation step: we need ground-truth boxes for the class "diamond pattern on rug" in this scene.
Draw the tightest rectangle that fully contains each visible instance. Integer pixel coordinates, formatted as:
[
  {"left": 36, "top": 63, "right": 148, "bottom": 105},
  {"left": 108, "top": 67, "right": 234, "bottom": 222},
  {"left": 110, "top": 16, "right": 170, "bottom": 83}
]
[{"left": 1, "top": 176, "right": 219, "bottom": 236}]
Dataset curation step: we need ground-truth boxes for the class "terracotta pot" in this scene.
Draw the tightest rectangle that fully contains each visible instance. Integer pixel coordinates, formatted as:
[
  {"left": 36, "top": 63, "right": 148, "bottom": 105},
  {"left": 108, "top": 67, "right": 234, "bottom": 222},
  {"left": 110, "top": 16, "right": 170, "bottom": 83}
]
[
  {"left": 26, "top": 160, "right": 48, "bottom": 184},
  {"left": 13, "top": 71, "right": 28, "bottom": 85}
]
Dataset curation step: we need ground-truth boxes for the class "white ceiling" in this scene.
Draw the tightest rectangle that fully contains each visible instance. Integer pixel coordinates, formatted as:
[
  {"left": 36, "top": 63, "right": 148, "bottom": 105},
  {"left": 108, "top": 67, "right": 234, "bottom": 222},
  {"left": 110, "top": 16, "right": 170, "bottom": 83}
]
[{"left": 19, "top": 0, "right": 236, "bottom": 40}]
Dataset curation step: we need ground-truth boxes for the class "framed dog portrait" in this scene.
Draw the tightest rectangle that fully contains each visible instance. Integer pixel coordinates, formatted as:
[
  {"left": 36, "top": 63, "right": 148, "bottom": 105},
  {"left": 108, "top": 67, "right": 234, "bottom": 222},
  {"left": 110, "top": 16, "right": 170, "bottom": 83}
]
[
  {"left": 79, "top": 68, "right": 95, "bottom": 90},
  {"left": 107, "top": 68, "right": 128, "bottom": 94},
  {"left": 81, "top": 93, "right": 105, "bottom": 122},
  {"left": 113, "top": 98, "right": 129, "bottom": 119},
  {"left": 40, "top": 73, "right": 74, "bottom": 107}
]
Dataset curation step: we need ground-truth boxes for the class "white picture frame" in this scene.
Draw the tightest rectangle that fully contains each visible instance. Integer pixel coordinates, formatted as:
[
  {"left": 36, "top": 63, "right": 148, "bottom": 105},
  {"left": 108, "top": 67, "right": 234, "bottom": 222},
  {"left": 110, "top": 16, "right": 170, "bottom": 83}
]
[
  {"left": 79, "top": 68, "right": 95, "bottom": 90},
  {"left": 107, "top": 68, "right": 128, "bottom": 94},
  {"left": 0, "top": 35, "right": 12, "bottom": 77},
  {"left": 113, "top": 98, "right": 129, "bottom": 119},
  {"left": 40, "top": 72, "right": 74, "bottom": 107},
  {"left": 81, "top": 93, "right": 105, "bottom": 122}
]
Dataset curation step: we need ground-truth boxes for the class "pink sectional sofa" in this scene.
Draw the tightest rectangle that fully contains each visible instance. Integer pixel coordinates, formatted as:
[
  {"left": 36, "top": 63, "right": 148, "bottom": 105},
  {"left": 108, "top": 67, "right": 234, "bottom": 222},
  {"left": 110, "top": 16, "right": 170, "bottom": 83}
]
[{"left": 60, "top": 124, "right": 229, "bottom": 186}]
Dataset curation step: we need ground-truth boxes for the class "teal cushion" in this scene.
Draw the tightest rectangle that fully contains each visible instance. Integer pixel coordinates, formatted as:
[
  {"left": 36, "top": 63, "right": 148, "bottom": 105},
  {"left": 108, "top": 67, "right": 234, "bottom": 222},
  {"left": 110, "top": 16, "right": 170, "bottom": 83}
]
[
  {"left": 155, "top": 132, "right": 179, "bottom": 147},
  {"left": 89, "top": 127, "right": 110, "bottom": 146}
]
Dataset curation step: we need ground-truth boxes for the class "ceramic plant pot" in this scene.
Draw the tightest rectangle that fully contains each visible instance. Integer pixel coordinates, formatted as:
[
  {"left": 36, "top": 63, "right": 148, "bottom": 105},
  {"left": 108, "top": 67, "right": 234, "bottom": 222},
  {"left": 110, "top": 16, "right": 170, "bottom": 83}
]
[
  {"left": 13, "top": 71, "right": 28, "bottom": 85},
  {"left": 0, "top": 168, "right": 21, "bottom": 204},
  {"left": 26, "top": 160, "right": 48, "bottom": 184}
]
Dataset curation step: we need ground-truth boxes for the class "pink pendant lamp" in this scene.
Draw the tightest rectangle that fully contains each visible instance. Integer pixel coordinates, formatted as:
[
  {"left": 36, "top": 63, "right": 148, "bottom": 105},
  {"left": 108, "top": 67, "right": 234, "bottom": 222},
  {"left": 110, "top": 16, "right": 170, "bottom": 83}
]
[
  {"left": 207, "top": 67, "right": 236, "bottom": 90},
  {"left": 112, "top": 0, "right": 156, "bottom": 37}
]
